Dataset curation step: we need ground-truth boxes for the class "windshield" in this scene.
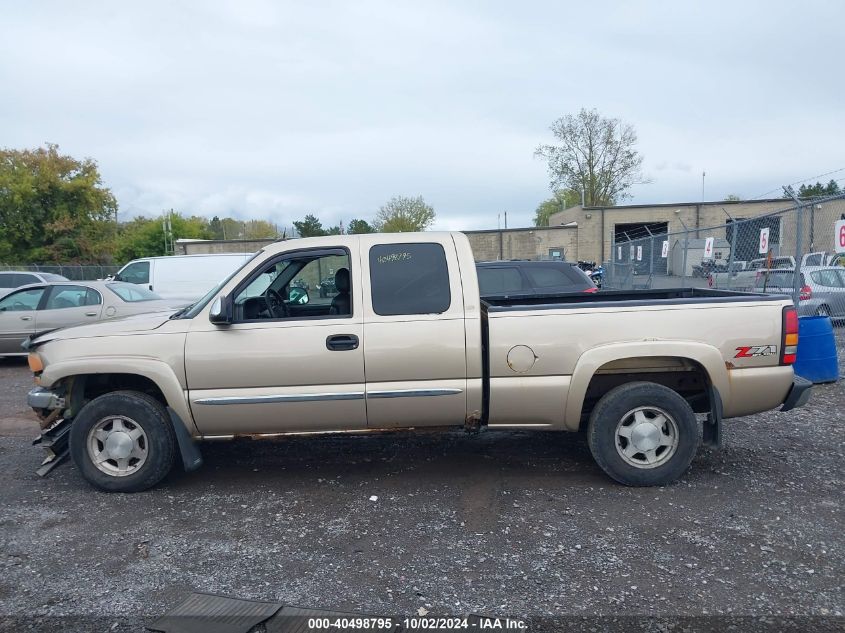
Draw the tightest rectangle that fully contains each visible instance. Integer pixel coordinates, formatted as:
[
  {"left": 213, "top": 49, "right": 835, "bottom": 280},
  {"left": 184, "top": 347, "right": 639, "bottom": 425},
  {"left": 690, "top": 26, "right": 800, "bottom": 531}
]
[
  {"left": 180, "top": 251, "right": 263, "bottom": 319},
  {"left": 107, "top": 283, "right": 162, "bottom": 302}
]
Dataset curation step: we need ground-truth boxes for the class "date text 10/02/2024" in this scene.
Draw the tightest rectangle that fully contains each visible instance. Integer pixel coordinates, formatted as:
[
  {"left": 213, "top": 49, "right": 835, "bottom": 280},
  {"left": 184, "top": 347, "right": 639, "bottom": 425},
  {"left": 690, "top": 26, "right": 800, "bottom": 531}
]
[{"left": 306, "top": 617, "right": 527, "bottom": 630}]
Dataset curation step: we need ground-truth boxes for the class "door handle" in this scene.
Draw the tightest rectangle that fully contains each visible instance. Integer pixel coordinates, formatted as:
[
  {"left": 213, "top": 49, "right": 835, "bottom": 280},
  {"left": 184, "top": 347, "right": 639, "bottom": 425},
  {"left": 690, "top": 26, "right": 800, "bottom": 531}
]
[
  {"left": 20, "top": 316, "right": 32, "bottom": 321},
  {"left": 326, "top": 334, "right": 359, "bottom": 351},
  {"left": 85, "top": 312, "right": 98, "bottom": 317}
]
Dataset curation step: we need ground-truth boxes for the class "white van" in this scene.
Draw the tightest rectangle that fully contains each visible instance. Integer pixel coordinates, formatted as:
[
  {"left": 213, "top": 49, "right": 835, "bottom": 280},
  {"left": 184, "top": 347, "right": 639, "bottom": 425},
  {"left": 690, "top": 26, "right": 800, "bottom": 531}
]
[{"left": 113, "top": 253, "right": 254, "bottom": 303}]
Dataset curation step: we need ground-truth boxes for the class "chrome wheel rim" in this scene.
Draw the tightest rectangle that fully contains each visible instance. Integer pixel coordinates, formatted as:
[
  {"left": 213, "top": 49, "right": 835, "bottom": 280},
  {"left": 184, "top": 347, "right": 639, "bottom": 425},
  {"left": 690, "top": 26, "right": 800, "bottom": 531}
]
[
  {"left": 615, "top": 406, "right": 679, "bottom": 469},
  {"left": 87, "top": 415, "right": 148, "bottom": 477}
]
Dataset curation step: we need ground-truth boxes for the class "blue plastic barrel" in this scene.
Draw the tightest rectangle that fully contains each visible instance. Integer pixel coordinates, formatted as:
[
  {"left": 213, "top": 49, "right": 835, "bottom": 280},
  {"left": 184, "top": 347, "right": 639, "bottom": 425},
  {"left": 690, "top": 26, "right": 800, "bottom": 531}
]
[{"left": 793, "top": 316, "right": 839, "bottom": 383}]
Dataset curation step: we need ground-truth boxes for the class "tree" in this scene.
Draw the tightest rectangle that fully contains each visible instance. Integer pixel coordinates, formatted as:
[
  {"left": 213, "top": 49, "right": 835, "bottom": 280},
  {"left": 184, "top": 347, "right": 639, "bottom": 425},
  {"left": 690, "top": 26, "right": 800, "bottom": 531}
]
[
  {"left": 243, "top": 220, "right": 278, "bottom": 239},
  {"left": 115, "top": 212, "right": 211, "bottom": 261},
  {"left": 0, "top": 144, "right": 118, "bottom": 263},
  {"left": 792, "top": 180, "right": 841, "bottom": 199},
  {"left": 347, "top": 219, "right": 374, "bottom": 234},
  {"left": 535, "top": 108, "right": 648, "bottom": 207},
  {"left": 293, "top": 214, "right": 326, "bottom": 237},
  {"left": 724, "top": 194, "right": 741, "bottom": 201},
  {"left": 533, "top": 189, "right": 581, "bottom": 227},
  {"left": 208, "top": 216, "right": 225, "bottom": 239},
  {"left": 374, "top": 195, "right": 435, "bottom": 232}
]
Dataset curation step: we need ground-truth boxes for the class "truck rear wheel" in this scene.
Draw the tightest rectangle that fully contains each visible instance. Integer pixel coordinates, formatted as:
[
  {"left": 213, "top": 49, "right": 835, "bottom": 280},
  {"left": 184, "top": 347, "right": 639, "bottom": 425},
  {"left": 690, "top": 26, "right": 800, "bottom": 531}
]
[
  {"left": 69, "top": 391, "right": 177, "bottom": 493},
  {"left": 587, "top": 381, "right": 699, "bottom": 486}
]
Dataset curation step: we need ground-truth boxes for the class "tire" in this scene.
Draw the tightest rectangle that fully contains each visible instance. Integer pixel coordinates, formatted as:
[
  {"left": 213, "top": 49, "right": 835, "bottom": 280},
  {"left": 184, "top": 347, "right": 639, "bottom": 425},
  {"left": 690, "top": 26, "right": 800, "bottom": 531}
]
[
  {"left": 69, "top": 390, "right": 177, "bottom": 493},
  {"left": 587, "top": 381, "right": 700, "bottom": 486}
]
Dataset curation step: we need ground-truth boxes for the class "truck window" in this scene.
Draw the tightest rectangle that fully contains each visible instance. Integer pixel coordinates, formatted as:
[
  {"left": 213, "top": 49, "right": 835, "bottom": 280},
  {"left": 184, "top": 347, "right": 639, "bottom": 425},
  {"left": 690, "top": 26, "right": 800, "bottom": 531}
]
[
  {"left": 118, "top": 261, "right": 150, "bottom": 285},
  {"left": 369, "top": 243, "right": 451, "bottom": 316},
  {"left": 233, "top": 249, "right": 351, "bottom": 321}
]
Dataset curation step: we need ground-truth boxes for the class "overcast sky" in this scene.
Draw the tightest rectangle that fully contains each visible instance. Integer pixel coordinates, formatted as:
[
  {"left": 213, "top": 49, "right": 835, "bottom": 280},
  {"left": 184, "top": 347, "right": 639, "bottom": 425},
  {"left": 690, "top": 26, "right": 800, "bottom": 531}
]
[{"left": 2, "top": 1, "right": 843, "bottom": 231}]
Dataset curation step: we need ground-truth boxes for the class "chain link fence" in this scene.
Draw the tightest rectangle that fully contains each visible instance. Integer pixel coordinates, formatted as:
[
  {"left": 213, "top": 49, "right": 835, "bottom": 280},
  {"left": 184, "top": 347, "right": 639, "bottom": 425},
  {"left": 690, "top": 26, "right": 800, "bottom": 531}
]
[
  {"left": 605, "top": 191, "right": 845, "bottom": 305},
  {"left": 0, "top": 264, "right": 121, "bottom": 281}
]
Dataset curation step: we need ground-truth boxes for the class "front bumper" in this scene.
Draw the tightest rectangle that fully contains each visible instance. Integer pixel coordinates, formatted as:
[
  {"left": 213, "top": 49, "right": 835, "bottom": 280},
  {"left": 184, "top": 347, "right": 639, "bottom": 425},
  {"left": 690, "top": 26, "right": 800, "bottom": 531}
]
[
  {"left": 27, "top": 387, "right": 65, "bottom": 410},
  {"left": 780, "top": 375, "right": 813, "bottom": 412}
]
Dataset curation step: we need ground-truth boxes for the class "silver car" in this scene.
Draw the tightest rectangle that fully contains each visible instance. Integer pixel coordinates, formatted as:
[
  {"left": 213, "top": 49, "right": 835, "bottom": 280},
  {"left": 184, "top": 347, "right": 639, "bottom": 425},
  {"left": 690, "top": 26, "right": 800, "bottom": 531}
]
[
  {"left": 754, "top": 266, "right": 845, "bottom": 318},
  {"left": 0, "top": 271, "right": 69, "bottom": 300},
  {"left": 0, "top": 281, "right": 181, "bottom": 356}
]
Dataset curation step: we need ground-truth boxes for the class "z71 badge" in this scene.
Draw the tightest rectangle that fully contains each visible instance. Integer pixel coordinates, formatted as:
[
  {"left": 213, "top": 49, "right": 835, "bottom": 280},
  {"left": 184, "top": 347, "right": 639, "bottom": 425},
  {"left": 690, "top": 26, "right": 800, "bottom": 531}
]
[{"left": 735, "top": 345, "right": 778, "bottom": 358}]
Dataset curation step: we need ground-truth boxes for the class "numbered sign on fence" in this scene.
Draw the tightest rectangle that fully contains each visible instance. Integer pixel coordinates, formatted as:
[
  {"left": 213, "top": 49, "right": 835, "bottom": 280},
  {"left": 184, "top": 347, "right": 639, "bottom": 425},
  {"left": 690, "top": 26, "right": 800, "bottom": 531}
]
[
  {"left": 630, "top": 245, "right": 635, "bottom": 260},
  {"left": 636, "top": 245, "right": 643, "bottom": 261},
  {"left": 661, "top": 240, "right": 669, "bottom": 258},
  {"left": 759, "top": 227, "right": 770, "bottom": 255},
  {"left": 836, "top": 221, "right": 845, "bottom": 254},
  {"left": 703, "top": 237, "right": 715, "bottom": 259},
  {"left": 617, "top": 246, "right": 622, "bottom": 259}
]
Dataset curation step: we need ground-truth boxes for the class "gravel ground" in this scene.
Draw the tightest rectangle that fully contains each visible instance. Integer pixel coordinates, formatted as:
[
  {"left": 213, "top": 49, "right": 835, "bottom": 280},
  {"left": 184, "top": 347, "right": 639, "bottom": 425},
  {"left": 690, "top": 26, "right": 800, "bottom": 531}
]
[{"left": 0, "top": 334, "right": 843, "bottom": 632}]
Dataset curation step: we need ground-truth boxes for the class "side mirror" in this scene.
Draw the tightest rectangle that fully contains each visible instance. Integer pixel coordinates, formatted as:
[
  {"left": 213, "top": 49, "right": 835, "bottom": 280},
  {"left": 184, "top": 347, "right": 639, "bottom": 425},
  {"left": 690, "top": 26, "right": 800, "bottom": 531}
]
[
  {"left": 209, "top": 295, "right": 232, "bottom": 325},
  {"left": 289, "top": 287, "right": 309, "bottom": 305}
]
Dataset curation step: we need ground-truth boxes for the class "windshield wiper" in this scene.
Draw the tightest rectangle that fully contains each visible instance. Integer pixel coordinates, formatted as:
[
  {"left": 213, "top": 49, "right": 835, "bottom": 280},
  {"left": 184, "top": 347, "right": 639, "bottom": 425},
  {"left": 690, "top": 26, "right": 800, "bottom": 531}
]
[{"left": 169, "top": 303, "right": 194, "bottom": 319}]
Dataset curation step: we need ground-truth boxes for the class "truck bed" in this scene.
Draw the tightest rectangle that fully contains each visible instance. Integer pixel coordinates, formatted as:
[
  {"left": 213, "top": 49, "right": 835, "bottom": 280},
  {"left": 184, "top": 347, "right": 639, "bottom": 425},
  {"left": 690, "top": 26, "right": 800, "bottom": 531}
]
[
  {"left": 480, "top": 286, "right": 795, "bottom": 428},
  {"left": 482, "top": 287, "right": 788, "bottom": 311}
]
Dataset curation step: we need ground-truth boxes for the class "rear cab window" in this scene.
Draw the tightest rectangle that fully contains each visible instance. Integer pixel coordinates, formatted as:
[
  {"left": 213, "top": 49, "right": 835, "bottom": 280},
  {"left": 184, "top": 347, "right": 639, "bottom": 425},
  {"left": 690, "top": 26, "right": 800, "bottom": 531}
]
[{"left": 369, "top": 243, "right": 451, "bottom": 315}]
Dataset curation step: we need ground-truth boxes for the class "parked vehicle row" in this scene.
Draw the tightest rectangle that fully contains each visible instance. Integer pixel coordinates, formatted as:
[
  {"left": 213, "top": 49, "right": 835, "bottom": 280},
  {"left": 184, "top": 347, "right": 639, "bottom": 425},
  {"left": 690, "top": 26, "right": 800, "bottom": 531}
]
[
  {"left": 755, "top": 266, "right": 845, "bottom": 319},
  {"left": 709, "top": 256, "right": 796, "bottom": 289}
]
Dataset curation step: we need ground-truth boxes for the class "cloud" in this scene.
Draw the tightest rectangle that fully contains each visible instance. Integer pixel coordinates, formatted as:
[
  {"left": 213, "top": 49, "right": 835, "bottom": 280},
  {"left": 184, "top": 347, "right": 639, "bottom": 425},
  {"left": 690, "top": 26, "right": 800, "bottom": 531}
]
[{"left": 1, "top": 0, "right": 843, "bottom": 231}]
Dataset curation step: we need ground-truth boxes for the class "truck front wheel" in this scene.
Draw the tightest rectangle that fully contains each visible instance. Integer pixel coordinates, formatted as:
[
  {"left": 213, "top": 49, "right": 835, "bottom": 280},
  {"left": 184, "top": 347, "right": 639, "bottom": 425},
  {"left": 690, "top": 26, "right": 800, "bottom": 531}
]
[
  {"left": 69, "top": 391, "right": 177, "bottom": 493},
  {"left": 587, "top": 381, "right": 700, "bottom": 486}
]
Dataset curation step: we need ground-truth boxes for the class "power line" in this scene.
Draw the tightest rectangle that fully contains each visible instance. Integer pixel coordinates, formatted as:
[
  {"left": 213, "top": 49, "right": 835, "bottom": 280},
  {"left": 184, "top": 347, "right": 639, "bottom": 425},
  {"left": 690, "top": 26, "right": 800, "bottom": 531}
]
[{"left": 752, "top": 167, "right": 845, "bottom": 200}]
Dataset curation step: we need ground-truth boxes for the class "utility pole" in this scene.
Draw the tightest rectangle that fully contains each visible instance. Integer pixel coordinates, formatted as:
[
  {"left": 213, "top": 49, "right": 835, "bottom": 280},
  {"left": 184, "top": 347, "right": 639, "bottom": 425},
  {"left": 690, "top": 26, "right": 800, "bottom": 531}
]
[
  {"left": 504, "top": 212, "right": 508, "bottom": 229},
  {"left": 702, "top": 171, "right": 706, "bottom": 200}
]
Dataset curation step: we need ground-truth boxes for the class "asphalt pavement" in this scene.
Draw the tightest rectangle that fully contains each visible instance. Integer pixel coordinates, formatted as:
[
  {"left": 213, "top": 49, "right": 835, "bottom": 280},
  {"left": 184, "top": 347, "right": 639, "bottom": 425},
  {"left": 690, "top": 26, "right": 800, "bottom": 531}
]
[{"left": 0, "top": 339, "right": 842, "bottom": 632}]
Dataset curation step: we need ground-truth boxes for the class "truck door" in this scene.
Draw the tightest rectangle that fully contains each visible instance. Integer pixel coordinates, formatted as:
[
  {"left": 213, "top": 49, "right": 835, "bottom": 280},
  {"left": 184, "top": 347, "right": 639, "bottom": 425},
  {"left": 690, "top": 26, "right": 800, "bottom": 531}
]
[
  {"left": 359, "top": 235, "right": 468, "bottom": 428},
  {"left": 185, "top": 244, "right": 366, "bottom": 435}
]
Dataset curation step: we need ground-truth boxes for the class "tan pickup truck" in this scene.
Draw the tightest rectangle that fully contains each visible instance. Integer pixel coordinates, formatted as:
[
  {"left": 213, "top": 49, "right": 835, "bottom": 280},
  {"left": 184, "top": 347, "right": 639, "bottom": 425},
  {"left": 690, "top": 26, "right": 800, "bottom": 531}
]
[{"left": 24, "top": 232, "right": 811, "bottom": 492}]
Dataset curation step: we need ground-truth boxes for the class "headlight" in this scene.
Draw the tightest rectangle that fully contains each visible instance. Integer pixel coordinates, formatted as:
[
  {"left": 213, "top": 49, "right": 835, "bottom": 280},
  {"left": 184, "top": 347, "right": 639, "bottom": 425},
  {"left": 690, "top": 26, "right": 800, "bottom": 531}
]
[{"left": 28, "top": 353, "right": 44, "bottom": 373}]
